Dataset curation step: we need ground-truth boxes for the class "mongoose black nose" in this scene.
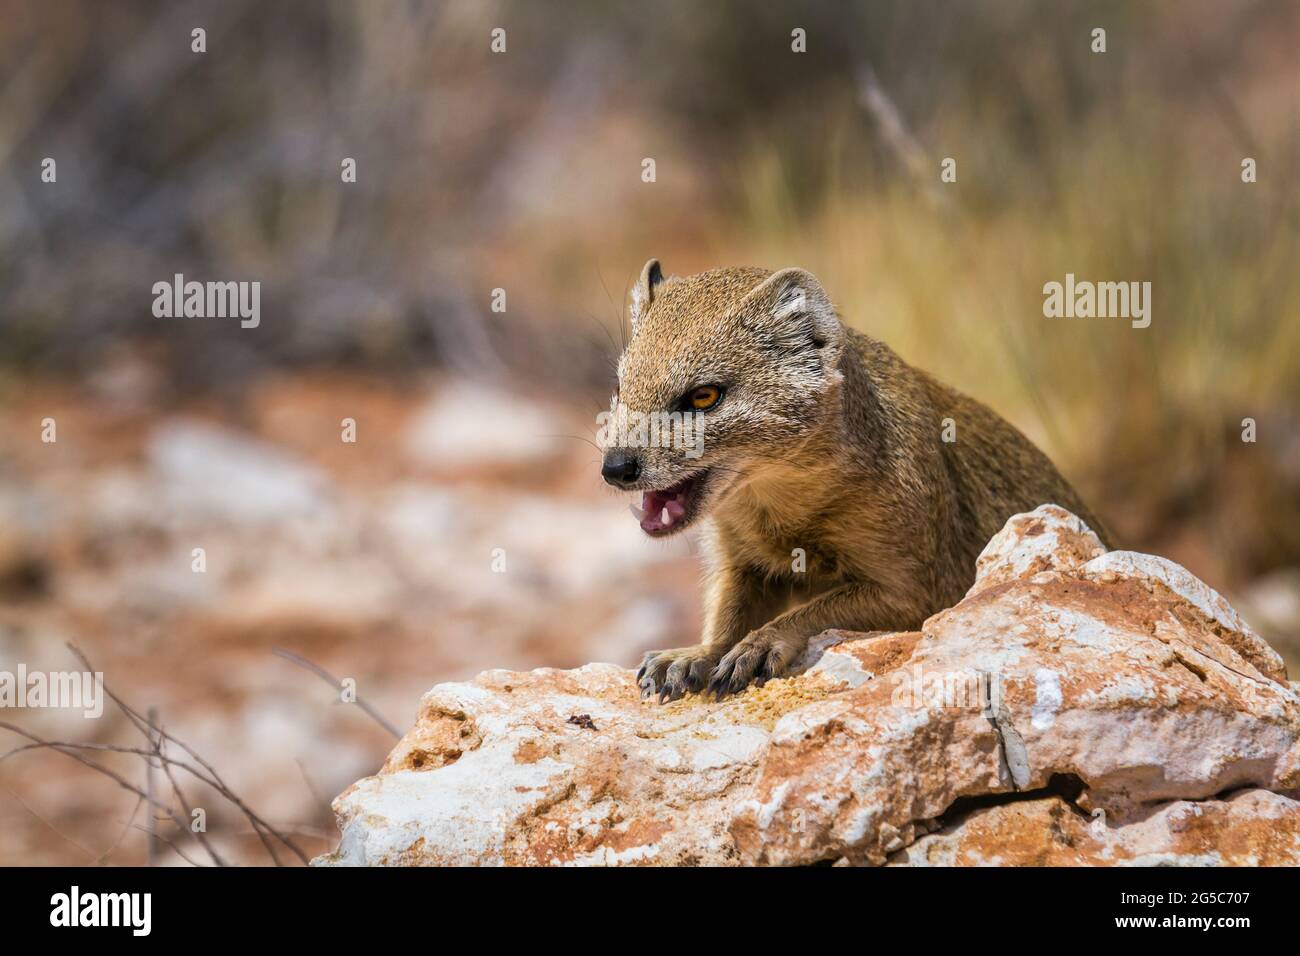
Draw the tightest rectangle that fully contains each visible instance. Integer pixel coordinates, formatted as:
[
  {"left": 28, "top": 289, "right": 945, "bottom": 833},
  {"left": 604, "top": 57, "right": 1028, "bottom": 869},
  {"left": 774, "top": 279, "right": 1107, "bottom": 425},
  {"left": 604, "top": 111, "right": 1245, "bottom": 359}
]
[{"left": 601, "top": 451, "right": 641, "bottom": 487}]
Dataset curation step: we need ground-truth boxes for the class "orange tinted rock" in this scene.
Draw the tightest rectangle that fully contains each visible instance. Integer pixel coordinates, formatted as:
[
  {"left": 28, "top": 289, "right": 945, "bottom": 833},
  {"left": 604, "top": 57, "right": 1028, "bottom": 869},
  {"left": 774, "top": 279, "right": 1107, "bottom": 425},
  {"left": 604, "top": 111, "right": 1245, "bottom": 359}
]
[
  {"left": 319, "top": 506, "right": 1300, "bottom": 867},
  {"left": 893, "top": 789, "right": 1300, "bottom": 866}
]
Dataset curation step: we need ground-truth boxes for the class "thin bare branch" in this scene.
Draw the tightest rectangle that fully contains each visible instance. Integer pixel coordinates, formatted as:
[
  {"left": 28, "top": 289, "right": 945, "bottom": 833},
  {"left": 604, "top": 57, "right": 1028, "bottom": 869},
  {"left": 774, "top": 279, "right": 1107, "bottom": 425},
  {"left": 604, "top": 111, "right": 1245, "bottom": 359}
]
[
  {"left": 127, "top": 824, "right": 212, "bottom": 868},
  {"left": 272, "top": 646, "right": 402, "bottom": 739},
  {"left": 64, "top": 643, "right": 309, "bottom": 864}
]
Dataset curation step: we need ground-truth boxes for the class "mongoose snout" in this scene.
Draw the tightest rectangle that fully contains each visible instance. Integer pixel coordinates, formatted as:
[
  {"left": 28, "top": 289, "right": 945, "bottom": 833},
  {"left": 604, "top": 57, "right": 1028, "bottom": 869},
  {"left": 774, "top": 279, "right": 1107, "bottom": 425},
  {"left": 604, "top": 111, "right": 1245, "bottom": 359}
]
[
  {"left": 600, "top": 450, "right": 642, "bottom": 488},
  {"left": 605, "top": 258, "right": 1108, "bottom": 702}
]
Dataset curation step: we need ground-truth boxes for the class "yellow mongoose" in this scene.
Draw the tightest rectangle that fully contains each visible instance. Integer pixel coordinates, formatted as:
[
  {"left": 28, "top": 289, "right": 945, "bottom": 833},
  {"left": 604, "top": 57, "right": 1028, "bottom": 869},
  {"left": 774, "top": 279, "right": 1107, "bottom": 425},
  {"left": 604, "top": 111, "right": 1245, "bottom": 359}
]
[{"left": 602, "top": 260, "right": 1107, "bottom": 701}]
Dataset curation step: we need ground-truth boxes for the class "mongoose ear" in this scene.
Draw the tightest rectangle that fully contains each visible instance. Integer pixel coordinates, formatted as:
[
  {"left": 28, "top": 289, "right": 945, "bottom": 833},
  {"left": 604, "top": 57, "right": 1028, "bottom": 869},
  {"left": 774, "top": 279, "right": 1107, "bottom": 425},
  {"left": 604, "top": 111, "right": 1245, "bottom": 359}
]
[
  {"left": 743, "top": 267, "right": 843, "bottom": 359},
  {"left": 630, "top": 258, "right": 666, "bottom": 330}
]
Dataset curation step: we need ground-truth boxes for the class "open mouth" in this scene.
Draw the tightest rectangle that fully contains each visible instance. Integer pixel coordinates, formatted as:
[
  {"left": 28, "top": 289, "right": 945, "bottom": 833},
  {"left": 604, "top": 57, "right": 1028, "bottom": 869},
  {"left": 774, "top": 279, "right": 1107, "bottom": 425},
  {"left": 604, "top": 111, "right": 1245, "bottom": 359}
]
[{"left": 629, "top": 471, "right": 707, "bottom": 536}]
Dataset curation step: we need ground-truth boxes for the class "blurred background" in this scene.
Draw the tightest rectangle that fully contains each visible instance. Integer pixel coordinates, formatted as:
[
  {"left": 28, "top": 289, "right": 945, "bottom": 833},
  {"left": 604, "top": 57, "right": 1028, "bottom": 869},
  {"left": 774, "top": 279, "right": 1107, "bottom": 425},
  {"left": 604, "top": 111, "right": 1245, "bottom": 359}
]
[{"left": 1, "top": 0, "right": 1298, "bottom": 865}]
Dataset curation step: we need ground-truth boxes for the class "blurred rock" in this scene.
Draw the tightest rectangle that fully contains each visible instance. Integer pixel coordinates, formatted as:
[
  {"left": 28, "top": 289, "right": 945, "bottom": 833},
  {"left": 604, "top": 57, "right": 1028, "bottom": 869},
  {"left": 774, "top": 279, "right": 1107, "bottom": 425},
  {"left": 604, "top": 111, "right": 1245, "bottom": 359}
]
[
  {"left": 148, "top": 420, "right": 331, "bottom": 527},
  {"left": 403, "top": 380, "right": 561, "bottom": 471},
  {"left": 318, "top": 505, "right": 1300, "bottom": 866},
  {"left": 0, "top": 489, "right": 53, "bottom": 599},
  {"left": 1234, "top": 567, "right": 1300, "bottom": 672},
  {"left": 1240, "top": 568, "right": 1300, "bottom": 629},
  {"left": 378, "top": 484, "right": 688, "bottom": 611}
]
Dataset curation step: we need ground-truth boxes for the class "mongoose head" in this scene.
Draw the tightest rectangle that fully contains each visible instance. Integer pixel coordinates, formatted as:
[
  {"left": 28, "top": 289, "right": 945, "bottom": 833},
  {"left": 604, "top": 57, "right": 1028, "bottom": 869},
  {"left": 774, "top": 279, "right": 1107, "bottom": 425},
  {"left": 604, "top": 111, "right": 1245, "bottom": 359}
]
[{"left": 601, "top": 259, "right": 844, "bottom": 536}]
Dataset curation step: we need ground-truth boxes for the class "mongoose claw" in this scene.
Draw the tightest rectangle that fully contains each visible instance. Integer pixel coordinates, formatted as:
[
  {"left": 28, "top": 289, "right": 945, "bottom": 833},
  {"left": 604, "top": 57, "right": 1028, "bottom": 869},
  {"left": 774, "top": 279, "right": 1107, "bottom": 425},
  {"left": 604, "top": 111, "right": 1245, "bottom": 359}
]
[
  {"left": 708, "top": 629, "right": 806, "bottom": 698},
  {"left": 637, "top": 647, "right": 718, "bottom": 703}
]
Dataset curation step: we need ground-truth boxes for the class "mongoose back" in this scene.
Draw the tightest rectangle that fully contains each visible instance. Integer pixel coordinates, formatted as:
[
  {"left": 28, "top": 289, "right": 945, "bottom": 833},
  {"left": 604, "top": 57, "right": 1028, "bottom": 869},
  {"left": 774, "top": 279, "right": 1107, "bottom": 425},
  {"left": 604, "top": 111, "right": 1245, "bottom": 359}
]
[{"left": 601, "top": 260, "right": 1108, "bottom": 701}]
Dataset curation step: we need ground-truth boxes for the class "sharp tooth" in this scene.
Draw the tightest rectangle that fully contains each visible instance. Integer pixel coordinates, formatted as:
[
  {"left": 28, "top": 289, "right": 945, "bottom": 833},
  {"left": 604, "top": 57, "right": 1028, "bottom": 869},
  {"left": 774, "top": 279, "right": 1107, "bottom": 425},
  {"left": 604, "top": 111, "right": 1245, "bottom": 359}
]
[
  {"left": 629, "top": 502, "right": 647, "bottom": 521},
  {"left": 660, "top": 506, "right": 670, "bottom": 525}
]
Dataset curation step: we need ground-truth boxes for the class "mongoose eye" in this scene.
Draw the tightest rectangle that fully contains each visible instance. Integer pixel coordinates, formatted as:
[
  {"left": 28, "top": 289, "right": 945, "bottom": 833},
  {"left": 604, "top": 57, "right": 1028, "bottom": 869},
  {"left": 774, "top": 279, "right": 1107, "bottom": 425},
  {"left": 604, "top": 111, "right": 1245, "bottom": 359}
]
[{"left": 686, "top": 385, "right": 723, "bottom": 411}]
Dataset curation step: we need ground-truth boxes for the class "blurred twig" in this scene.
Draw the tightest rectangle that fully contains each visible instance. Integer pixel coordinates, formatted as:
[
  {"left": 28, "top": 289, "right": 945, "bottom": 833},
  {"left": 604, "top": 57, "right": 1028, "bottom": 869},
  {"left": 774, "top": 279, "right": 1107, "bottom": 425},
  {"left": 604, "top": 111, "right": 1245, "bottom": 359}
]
[
  {"left": 0, "top": 780, "right": 98, "bottom": 862},
  {"left": 128, "top": 823, "right": 212, "bottom": 868},
  {"left": 272, "top": 646, "right": 402, "bottom": 739},
  {"left": 145, "top": 705, "right": 160, "bottom": 866},
  {"left": 854, "top": 62, "right": 948, "bottom": 208},
  {"left": 0, "top": 722, "right": 229, "bottom": 865},
  {"left": 66, "top": 643, "right": 305, "bottom": 865},
  {"left": 0, "top": 642, "right": 320, "bottom": 865}
]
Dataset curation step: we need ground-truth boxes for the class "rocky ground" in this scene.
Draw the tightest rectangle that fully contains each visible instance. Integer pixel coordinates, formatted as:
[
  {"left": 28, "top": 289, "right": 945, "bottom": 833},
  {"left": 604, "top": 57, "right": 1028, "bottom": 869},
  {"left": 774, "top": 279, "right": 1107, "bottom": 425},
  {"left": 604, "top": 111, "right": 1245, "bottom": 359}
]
[
  {"left": 2, "top": 366, "right": 1297, "bottom": 866},
  {"left": 0, "top": 367, "right": 697, "bottom": 865},
  {"left": 319, "top": 506, "right": 1300, "bottom": 866}
]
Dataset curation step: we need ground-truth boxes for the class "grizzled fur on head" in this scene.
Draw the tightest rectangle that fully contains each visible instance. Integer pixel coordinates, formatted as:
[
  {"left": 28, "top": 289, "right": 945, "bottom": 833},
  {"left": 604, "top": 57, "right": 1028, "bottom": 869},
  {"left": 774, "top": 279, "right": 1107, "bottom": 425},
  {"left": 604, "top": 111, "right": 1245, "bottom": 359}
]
[
  {"left": 609, "top": 259, "right": 844, "bottom": 494},
  {"left": 609, "top": 258, "right": 1108, "bottom": 702}
]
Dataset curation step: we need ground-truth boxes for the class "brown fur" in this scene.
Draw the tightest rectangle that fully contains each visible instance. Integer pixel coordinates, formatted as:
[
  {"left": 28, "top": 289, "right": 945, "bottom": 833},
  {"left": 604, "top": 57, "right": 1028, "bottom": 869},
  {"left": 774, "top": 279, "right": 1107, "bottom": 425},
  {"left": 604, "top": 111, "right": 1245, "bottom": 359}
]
[{"left": 609, "top": 261, "right": 1108, "bottom": 701}]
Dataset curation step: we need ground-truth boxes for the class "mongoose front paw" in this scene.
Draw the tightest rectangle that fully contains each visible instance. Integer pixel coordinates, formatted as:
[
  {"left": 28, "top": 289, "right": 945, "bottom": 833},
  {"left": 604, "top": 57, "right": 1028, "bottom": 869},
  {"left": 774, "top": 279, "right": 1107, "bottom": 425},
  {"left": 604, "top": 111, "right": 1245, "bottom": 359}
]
[
  {"left": 636, "top": 646, "right": 719, "bottom": 703},
  {"left": 706, "top": 629, "right": 807, "bottom": 698}
]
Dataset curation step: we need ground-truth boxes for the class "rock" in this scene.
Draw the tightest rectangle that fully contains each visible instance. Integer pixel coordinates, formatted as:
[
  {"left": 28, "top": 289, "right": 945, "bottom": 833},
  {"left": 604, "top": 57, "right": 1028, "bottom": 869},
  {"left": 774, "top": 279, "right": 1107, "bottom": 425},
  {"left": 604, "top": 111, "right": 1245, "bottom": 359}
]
[
  {"left": 969, "top": 505, "right": 1105, "bottom": 592},
  {"left": 147, "top": 420, "right": 331, "bottom": 527},
  {"left": 1233, "top": 567, "right": 1300, "bottom": 674},
  {"left": 317, "top": 505, "right": 1300, "bottom": 866},
  {"left": 0, "top": 488, "right": 53, "bottom": 598},
  {"left": 891, "top": 788, "right": 1300, "bottom": 866},
  {"left": 402, "top": 379, "right": 561, "bottom": 471}
]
